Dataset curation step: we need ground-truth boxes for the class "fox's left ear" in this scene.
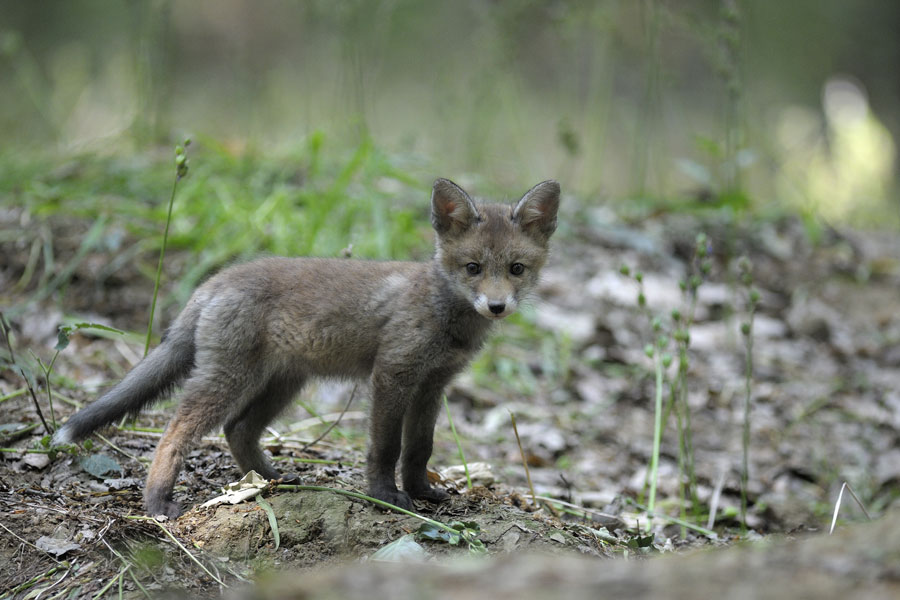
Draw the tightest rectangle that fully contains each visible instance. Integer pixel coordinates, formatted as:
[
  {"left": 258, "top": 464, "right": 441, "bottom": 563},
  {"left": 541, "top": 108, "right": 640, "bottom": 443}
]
[{"left": 513, "top": 180, "right": 560, "bottom": 239}]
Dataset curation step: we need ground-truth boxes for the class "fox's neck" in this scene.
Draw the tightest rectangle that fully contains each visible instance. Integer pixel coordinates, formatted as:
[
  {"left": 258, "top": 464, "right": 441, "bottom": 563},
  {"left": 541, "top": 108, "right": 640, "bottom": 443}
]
[{"left": 428, "top": 261, "right": 493, "bottom": 350}]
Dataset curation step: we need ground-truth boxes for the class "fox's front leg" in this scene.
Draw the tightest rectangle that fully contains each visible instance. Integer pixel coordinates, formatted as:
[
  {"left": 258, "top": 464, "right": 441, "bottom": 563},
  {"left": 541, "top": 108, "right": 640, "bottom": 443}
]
[
  {"left": 401, "top": 383, "right": 450, "bottom": 503},
  {"left": 366, "top": 369, "right": 414, "bottom": 509}
]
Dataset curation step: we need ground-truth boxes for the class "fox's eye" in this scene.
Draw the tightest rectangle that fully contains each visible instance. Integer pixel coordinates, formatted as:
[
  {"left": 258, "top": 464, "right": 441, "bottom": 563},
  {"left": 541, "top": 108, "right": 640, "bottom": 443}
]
[
  {"left": 510, "top": 263, "right": 525, "bottom": 276},
  {"left": 465, "top": 262, "right": 482, "bottom": 275}
]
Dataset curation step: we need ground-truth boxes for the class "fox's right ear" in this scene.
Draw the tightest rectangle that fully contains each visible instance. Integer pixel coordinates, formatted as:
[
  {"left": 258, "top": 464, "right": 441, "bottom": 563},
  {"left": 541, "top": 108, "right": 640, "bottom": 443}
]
[{"left": 431, "top": 178, "right": 480, "bottom": 235}]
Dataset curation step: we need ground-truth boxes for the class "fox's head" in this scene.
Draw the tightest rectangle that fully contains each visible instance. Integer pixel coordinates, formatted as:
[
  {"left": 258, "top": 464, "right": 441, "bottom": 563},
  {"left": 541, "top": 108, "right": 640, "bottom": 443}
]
[{"left": 431, "top": 178, "right": 560, "bottom": 320}]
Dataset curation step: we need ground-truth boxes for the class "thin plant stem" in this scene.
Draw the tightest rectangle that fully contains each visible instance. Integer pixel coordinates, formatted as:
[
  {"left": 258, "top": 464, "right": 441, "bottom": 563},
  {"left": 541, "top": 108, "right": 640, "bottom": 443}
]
[
  {"left": 301, "top": 384, "right": 356, "bottom": 451},
  {"left": 128, "top": 569, "right": 153, "bottom": 599},
  {"left": 672, "top": 382, "right": 688, "bottom": 538},
  {"left": 39, "top": 350, "right": 61, "bottom": 428},
  {"left": 741, "top": 307, "right": 754, "bottom": 533},
  {"left": 738, "top": 256, "right": 757, "bottom": 534},
  {"left": 91, "top": 566, "right": 128, "bottom": 600},
  {"left": 144, "top": 174, "right": 179, "bottom": 357},
  {"left": 646, "top": 351, "right": 665, "bottom": 532},
  {"left": 117, "top": 425, "right": 165, "bottom": 434},
  {"left": 273, "top": 456, "right": 340, "bottom": 465},
  {"left": 719, "top": 0, "right": 744, "bottom": 192},
  {"left": 630, "top": 0, "right": 661, "bottom": 195},
  {"left": 626, "top": 497, "right": 717, "bottom": 537},
  {"left": 4, "top": 564, "right": 66, "bottom": 597},
  {"left": 95, "top": 432, "right": 148, "bottom": 466},
  {"left": 444, "top": 396, "right": 471, "bottom": 489},
  {"left": 0, "top": 387, "right": 28, "bottom": 402},
  {"left": 0, "top": 422, "right": 38, "bottom": 442},
  {"left": 1, "top": 312, "right": 51, "bottom": 435},
  {"left": 532, "top": 495, "right": 620, "bottom": 522},
  {"left": 127, "top": 515, "right": 228, "bottom": 587},
  {"left": 680, "top": 368, "right": 698, "bottom": 521},
  {"left": 509, "top": 410, "right": 537, "bottom": 507},
  {"left": 680, "top": 264, "right": 701, "bottom": 522},
  {"left": 100, "top": 536, "right": 153, "bottom": 599},
  {"left": 275, "top": 484, "right": 485, "bottom": 552}
]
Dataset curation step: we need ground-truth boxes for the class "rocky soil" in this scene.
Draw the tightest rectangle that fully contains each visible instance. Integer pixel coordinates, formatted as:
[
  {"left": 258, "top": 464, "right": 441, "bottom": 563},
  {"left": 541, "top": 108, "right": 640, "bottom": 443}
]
[{"left": 2, "top": 205, "right": 898, "bottom": 597}]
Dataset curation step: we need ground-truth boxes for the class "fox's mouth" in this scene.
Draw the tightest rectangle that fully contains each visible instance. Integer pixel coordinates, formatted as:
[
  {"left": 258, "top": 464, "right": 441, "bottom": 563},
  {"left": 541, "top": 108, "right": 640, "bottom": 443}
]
[{"left": 473, "top": 294, "right": 517, "bottom": 320}]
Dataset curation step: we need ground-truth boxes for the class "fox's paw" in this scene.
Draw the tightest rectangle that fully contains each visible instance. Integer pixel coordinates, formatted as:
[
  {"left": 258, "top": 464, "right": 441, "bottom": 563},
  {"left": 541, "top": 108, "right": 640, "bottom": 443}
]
[
  {"left": 146, "top": 498, "right": 182, "bottom": 520},
  {"left": 278, "top": 473, "right": 301, "bottom": 484},
  {"left": 369, "top": 486, "right": 413, "bottom": 511},
  {"left": 268, "top": 472, "right": 301, "bottom": 484},
  {"left": 145, "top": 485, "right": 182, "bottom": 519},
  {"left": 409, "top": 486, "right": 450, "bottom": 503}
]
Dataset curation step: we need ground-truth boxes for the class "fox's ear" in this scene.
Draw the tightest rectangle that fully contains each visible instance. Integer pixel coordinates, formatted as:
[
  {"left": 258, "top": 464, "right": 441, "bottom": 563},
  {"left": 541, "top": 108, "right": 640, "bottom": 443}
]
[
  {"left": 513, "top": 180, "right": 560, "bottom": 238},
  {"left": 431, "top": 178, "right": 480, "bottom": 235}
]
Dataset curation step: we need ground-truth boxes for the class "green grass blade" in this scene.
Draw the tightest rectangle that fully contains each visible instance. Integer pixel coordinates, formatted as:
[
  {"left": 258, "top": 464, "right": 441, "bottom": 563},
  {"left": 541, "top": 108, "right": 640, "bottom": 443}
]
[{"left": 256, "top": 494, "right": 280, "bottom": 550}]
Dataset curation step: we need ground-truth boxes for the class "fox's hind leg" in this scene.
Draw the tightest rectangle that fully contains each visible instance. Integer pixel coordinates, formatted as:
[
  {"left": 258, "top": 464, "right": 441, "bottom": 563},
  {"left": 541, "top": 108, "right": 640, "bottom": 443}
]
[
  {"left": 224, "top": 376, "right": 303, "bottom": 482},
  {"left": 144, "top": 370, "right": 265, "bottom": 518}
]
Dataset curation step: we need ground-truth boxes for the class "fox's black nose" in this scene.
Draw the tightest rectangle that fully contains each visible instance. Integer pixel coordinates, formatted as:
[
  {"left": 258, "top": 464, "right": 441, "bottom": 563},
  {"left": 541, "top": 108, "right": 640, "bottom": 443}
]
[{"left": 488, "top": 302, "right": 506, "bottom": 315}]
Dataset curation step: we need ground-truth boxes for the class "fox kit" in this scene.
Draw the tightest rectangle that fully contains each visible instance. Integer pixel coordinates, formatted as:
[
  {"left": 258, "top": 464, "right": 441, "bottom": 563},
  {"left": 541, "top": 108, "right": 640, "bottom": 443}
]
[{"left": 53, "top": 178, "right": 560, "bottom": 518}]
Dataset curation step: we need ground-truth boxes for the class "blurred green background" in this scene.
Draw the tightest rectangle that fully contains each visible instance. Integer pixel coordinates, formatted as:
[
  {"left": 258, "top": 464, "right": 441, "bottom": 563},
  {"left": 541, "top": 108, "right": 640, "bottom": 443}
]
[{"left": 1, "top": 0, "right": 898, "bottom": 229}]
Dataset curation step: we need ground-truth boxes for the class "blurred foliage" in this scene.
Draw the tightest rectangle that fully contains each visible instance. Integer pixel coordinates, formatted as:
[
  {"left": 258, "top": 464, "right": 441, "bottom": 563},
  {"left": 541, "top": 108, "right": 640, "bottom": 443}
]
[
  {"left": 0, "top": 0, "right": 897, "bottom": 227},
  {"left": 1, "top": 135, "right": 432, "bottom": 313}
]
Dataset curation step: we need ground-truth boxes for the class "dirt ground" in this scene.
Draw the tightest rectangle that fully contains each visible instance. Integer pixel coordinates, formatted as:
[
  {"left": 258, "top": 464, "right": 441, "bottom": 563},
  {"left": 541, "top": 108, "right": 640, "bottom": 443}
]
[
  {"left": 234, "top": 508, "right": 900, "bottom": 600},
  {"left": 1, "top": 205, "right": 899, "bottom": 597}
]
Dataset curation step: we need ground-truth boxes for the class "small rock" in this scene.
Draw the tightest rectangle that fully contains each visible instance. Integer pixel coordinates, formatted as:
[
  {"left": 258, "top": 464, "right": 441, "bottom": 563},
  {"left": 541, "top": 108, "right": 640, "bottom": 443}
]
[
  {"left": 23, "top": 453, "right": 51, "bottom": 470},
  {"left": 36, "top": 535, "right": 80, "bottom": 557},
  {"left": 534, "top": 304, "right": 596, "bottom": 344}
]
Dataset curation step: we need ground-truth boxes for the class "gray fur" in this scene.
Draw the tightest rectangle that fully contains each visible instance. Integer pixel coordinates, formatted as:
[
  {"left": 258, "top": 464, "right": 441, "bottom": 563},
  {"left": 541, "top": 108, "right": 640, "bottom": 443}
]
[
  {"left": 55, "top": 178, "right": 560, "bottom": 518},
  {"left": 51, "top": 303, "right": 199, "bottom": 445}
]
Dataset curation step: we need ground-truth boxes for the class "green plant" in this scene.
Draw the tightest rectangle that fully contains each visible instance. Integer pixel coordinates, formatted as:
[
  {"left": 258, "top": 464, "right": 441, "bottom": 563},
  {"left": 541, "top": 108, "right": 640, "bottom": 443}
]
[
  {"left": 145, "top": 139, "right": 190, "bottom": 355},
  {"left": 621, "top": 232, "right": 711, "bottom": 534},
  {"left": 2, "top": 136, "right": 432, "bottom": 331},
  {"left": 619, "top": 265, "right": 666, "bottom": 529},
  {"left": 256, "top": 494, "right": 280, "bottom": 550},
  {"left": 43, "top": 322, "right": 124, "bottom": 431},
  {"left": 417, "top": 520, "right": 485, "bottom": 554},
  {"left": 671, "top": 234, "right": 713, "bottom": 528}
]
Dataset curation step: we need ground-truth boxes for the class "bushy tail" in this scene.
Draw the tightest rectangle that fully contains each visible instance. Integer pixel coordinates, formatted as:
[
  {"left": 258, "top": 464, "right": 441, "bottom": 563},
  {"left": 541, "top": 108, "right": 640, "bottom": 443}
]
[{"left": 52, "top": 306, "right": 200, "bottom": 445}]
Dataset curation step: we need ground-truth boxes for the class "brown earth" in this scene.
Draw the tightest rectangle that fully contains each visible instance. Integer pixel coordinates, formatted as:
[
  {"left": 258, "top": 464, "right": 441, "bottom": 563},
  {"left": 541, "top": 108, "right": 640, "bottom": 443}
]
[{"left": 1, "top": 205, "right": 898, "bottom": 597}]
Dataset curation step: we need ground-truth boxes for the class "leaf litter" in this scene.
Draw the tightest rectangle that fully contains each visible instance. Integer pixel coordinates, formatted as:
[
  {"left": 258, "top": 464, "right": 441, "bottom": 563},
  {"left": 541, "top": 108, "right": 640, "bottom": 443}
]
[{"left": 1, "top": 207, "right": 899, "bottom": 596}]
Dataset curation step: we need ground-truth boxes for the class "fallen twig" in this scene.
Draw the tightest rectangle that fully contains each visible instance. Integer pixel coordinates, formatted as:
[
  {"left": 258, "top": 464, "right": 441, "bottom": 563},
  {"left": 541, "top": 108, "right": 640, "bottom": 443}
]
[{"left": 301, "top": 384, "right": 357, "bottom": 451}]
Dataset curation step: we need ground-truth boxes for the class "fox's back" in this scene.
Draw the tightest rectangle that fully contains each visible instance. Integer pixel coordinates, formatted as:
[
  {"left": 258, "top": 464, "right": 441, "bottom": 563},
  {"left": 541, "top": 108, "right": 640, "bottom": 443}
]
[{"left": 190, "top": 257, "right": 431, "bottom": 378}]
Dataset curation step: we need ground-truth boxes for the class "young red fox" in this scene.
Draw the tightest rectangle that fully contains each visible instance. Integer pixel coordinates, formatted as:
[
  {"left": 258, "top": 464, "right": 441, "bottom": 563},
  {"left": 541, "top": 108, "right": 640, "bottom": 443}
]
[{"left": 53, "top": 178, "right": 560, "bottom": 518}]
